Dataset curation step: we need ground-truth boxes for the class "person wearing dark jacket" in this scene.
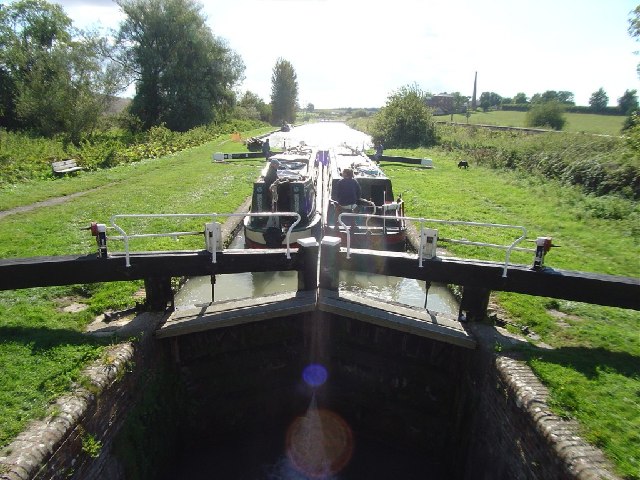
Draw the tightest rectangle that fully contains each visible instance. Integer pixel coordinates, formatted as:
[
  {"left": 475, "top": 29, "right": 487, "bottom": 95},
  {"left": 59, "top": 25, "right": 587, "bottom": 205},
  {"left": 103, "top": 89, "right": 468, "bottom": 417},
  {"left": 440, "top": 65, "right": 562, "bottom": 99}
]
[
  {"left": 335, "top": 168, "right": 360, "bottom": 208},
  {"left": 262, "top": 139, "right": 271, "bottom": 160}
]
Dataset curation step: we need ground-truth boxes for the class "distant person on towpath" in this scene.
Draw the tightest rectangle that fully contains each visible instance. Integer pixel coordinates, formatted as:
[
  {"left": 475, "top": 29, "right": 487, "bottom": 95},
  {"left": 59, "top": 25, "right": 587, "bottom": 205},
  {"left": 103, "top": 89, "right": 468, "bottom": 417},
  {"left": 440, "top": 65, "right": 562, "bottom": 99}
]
[
  {"left": 262, "top": 138, "right": 271, "bottom": 160},
  {"left": 374, "top": 142, "right": 384, "bottom": 162}
]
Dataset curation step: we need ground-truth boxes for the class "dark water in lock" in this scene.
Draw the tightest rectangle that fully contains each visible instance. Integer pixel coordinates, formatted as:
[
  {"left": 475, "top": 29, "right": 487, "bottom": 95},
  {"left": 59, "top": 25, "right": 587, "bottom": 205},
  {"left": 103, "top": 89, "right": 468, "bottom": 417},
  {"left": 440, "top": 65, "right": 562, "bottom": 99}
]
[{"left": 164, "top": 426, "right": 447, "bottom": 479}]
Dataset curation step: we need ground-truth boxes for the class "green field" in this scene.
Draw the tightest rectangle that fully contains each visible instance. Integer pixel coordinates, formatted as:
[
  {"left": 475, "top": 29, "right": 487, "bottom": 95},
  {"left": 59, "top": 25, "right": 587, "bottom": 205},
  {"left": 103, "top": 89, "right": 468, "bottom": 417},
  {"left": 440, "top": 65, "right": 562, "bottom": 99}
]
[
  {"left": 446, "top": 110, "right": 627, "bottom": 135},
  {"left": 0, "top": 128, "right": 638, "bottom": 478}
]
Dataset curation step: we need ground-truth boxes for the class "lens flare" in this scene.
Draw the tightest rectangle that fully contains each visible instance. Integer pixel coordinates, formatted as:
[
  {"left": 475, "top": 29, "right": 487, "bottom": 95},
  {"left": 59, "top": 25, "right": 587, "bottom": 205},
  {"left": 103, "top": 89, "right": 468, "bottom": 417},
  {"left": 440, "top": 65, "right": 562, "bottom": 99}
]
[
  {"left": 286, "top": 408, "right": 353, "bottom": 479},
  {"left": 303, "top": 364, "right": 328, "bottom": 388}
]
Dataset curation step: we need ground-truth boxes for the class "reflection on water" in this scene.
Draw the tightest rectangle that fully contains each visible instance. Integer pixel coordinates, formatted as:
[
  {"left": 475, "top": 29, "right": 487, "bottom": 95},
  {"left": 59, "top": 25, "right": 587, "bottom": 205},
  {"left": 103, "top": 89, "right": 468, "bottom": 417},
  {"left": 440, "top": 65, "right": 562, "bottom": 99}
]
[
  {"left": 267, "top": 122, "right": 373, "bottom": 151},
  {"left": 174, "top": 231, "right": 459, "bottom": 315}
]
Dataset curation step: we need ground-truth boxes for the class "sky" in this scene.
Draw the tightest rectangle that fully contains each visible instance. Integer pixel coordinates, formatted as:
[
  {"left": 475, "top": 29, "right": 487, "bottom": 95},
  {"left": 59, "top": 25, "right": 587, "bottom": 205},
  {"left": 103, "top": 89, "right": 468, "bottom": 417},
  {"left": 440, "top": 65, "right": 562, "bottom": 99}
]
[{"left": 7, "top": 0, "right": 639, "bottom": 108}]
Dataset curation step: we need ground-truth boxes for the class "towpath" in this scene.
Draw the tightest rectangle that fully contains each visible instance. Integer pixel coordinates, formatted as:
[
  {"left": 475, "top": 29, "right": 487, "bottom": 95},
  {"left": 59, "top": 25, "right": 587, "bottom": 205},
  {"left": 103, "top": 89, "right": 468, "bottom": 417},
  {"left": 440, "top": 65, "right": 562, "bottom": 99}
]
[{"left": 0, "top": 187, "right": 104, "bottom": 221}]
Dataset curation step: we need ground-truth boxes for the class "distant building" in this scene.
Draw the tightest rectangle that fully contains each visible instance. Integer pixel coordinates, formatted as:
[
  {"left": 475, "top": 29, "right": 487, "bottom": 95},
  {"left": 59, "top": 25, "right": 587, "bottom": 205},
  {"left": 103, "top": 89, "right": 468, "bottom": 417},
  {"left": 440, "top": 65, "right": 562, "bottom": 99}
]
[{"left": 426, "top": 94, "right": 455, "bottom": 115}]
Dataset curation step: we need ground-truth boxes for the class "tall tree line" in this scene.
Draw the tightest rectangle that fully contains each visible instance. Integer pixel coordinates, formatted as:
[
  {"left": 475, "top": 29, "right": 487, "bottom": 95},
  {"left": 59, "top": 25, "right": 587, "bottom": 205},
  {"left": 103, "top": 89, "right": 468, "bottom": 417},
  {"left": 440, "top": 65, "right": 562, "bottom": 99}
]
[
  {"left": 115, "top": 0, "right": 244, "bottom": 132},
  {"left": 0, "top": 0, "right": 120, "bottom": 143},
  {"left": 0, "top": 0, "right": 247, "bottom": 142},
  {"left": 270, "top": 58, "right": 298, "bottom": 126}
]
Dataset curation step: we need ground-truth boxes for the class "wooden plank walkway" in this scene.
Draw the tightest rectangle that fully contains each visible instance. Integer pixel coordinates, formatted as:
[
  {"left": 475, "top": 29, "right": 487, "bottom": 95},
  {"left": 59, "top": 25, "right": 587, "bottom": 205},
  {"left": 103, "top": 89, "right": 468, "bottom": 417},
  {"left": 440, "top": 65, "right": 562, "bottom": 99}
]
[
  {"left": 156, "top": 290, "right": 316, "bottom": 338},
  {"left": 318, "top": 289, "right": 476, "bottom": 349}
]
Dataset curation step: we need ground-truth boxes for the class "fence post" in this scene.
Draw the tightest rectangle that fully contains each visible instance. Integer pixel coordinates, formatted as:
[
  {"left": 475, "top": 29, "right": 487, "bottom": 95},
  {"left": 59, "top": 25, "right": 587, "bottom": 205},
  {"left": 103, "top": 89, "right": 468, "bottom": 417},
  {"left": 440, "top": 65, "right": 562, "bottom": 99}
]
[
  {"left": 319, "top": 236, "right": 341, "bottom": 291},
  {"left": 297, "top": 237, "right": 319, "bottom": 291}
]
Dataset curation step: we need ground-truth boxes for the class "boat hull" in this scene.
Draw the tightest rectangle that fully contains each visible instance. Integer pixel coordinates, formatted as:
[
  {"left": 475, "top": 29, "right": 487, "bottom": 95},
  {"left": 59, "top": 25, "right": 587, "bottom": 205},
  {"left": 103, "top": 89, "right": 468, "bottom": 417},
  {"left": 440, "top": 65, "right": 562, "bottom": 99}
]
[{"left": 324, "top": 225, "right": 407, "bottom": 252}]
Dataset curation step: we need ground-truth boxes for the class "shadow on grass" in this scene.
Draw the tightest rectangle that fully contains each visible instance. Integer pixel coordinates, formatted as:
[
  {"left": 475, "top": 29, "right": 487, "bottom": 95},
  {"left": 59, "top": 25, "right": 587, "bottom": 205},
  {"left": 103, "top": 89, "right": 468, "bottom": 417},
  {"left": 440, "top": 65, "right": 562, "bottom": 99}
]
[
  {"left": 517, "top": 345, "right": 640, "bottom": 380},
  {"left": 0, "top": 325, "right": 111, "bottom": 352}
]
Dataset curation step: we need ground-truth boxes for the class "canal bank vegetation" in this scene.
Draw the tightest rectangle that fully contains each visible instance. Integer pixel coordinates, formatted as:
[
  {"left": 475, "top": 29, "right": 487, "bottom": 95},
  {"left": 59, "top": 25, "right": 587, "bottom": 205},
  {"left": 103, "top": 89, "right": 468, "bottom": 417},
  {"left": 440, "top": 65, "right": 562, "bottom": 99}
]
[
  {"left": 0, "top": 122, "right": 638, "bottom": 478},
  {"left": 447, "top": 110, "right": 628, "bottom": 136},
  {"left": 379, "top": 144, "right": 639, "bottom": 478},
  {"left": 0, "top": 131, "right": 263, "bottom": 448}
]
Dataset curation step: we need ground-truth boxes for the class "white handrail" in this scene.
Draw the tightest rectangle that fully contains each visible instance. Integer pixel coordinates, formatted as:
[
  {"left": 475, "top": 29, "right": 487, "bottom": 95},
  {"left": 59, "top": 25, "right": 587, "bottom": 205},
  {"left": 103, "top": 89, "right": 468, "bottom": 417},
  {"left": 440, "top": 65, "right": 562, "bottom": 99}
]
[
  {"left": 337, "top": 213, "right": 529, "bottom": 277},
  {"left": 109, "top": 212, "right": 301, "bottom": 267}
]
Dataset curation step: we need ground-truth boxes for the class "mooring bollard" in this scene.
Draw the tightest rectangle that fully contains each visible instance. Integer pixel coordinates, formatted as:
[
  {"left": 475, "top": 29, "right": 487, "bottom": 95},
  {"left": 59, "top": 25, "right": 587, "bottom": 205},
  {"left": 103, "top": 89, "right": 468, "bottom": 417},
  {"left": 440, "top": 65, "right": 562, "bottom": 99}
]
[
  {"left": 297, "top": 237, "right": 319, "bottom": 291},
  {"left": 320, "top": 236, "right": 341, "bottom": 291}
]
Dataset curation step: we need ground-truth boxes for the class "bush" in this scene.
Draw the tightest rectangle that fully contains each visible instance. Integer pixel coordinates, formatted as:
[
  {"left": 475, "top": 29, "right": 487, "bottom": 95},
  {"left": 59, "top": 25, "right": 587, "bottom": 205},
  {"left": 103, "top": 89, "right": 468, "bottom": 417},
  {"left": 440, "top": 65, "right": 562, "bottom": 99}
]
[
  {"left": 526, "top": 102, "right": 567, "bottom": 130},
  {"left": 0, "top": 119, "right": 267, "bottom": 186},
  {"left": 435, "top": 124, "right": 640, "bottom": 199},
  {"left": 370, "top": 83, "right": 437, "bottom": 148}
]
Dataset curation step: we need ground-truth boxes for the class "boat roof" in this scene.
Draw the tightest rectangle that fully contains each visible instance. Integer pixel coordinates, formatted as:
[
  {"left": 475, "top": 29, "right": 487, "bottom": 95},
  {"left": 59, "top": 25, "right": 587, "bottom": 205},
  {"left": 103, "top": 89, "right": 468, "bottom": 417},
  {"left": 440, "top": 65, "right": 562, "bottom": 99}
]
[
  {"left": 260, "top": 147, "right": 316, "bottom": 181},
  {"left": 330, "top": 146, "right": 387, "bottom": 180}
]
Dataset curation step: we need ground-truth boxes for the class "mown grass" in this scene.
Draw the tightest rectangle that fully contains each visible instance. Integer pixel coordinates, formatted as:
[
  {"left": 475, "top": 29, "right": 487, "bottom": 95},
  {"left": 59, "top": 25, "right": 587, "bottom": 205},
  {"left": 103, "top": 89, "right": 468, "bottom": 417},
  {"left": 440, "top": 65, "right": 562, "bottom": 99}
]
[
  {"left": 0, "top": 126, "right": 638, "bottom": 478},
  {"left": 382, "top": 149, "right": 639, "bottom": 479},
  {"left": 0, "top": 131, "right": 267, "bottom": 447},
  {"left": 447, "top": 110, "right": 627, "bottom": 135}
]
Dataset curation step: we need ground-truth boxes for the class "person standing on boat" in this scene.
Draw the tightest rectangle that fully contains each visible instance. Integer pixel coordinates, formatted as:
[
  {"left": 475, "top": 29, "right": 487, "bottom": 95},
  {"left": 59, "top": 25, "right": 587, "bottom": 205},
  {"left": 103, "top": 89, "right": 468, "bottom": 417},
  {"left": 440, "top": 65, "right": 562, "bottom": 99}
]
[
  {"left": 262, "top": 138, "right": 271, "bottom": 160},
  {"left": 264, "top": 159, "right": 280, "bottom": 210}
]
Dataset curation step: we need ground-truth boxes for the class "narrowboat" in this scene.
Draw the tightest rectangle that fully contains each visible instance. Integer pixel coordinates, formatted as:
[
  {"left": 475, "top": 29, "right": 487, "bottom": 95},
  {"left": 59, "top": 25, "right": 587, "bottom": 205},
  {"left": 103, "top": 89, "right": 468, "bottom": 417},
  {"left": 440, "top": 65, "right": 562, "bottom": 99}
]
[
  {"left": 244, "top": 146, "right": 322, "bottom": 248},
  {"left": 324, "top": 146, "right": 407, "bottom": 251}
]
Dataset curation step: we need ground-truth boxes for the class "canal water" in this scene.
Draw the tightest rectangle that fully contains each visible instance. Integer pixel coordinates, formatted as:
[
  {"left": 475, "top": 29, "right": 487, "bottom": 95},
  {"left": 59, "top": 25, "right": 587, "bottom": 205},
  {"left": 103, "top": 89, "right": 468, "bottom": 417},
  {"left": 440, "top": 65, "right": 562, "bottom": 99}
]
[
  {"left": 174, "top": 122, "right": 459, "bottom": 315},
  {"left": 174, "top": 229, "right": 459, "bottom": 315}
]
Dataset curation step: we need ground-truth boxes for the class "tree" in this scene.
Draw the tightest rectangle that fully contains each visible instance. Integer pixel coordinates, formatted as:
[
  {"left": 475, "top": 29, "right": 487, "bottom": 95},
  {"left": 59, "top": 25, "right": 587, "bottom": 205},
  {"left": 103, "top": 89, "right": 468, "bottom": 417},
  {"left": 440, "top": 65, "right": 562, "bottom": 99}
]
[
  {"left": 235, "top": 90, "right": 269, "bottom": 121},
  {"left": 589, "top": 87, "right": 609, "bottom": 112},
  {"left": 270, "top": 58, "right": 298, "bottom": 126},
  {"left": 531, "top": 90, "right": 574, "bottom": 105},
  {"left": 513, "top": 92, "right": 528, "bottom": 104},
  {"left": 0, "top": 0, "right": 118, "bottom": 141},
  {"left": 306, "top": 103, "right": 314, "bottom": 113},
  {"left": 479, "top": 91, "right": 502, "bottom": 111},
  {"left": 525, "top": 101, "right": 566, "bottom": 130},
  {"left": 557, "top": 91, "right": 575, "bottom": 104},
  {"left": 370, "top": 83, "right": 436, "bottom": 148},
  {"left": 116, "top": 0, "right": 244, "bottom": 131},
  {"left": 451, "top": 92, "right": 469, "bottom": 113},
  {"left": 618, "top": 89, "right": 638, "bottom": 115}
]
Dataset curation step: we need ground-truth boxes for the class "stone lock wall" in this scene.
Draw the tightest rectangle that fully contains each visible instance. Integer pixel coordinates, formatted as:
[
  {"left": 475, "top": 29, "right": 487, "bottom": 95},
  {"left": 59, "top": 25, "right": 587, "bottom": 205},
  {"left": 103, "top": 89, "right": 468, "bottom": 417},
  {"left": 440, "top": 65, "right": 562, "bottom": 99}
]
[
  {"left": 0, "top": 313, "right": 165, "bottom": 480},
  {"left": 0, "top": 314, "right": 620, "bottom": 480},
  {"left": 458, "top": 323, "right": 620, "bottom": 480}
]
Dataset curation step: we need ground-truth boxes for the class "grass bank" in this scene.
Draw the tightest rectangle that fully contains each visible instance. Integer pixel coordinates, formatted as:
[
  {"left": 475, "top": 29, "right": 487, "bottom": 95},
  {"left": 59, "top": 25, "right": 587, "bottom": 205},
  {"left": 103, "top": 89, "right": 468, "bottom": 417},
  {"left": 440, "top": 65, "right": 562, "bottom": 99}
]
[
  {"left": 0, "top": 129, "right": 638, "bottom": 478},
  {"left": 447, "top": 110, "right": 627, "bottom": 135},
  {"left": 0, "top": 131, "right": 267, "bottom": 447},
  {"left": 382, "top": 149, "right": 639, "bottom": 479}
]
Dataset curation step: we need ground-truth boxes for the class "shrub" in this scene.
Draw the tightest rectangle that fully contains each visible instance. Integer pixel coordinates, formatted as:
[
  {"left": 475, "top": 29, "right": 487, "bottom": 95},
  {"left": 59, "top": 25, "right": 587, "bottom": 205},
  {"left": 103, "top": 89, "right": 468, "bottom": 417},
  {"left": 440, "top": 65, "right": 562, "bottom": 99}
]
[
  {"left": 526, "top": 102, "right": 567, "bottom": 130},
  {"left": 435, "top": 124, "right": 640, "bottom": 199},
  {"left": 370, "top": 83, "right": 437, "bottom": 148}
]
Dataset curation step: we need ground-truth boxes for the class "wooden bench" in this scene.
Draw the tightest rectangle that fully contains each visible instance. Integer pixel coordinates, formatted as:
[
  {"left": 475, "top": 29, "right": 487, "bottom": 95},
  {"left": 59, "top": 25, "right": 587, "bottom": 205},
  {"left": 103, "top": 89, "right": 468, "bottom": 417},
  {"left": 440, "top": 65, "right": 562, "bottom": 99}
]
[{"left": 51, "top": 159, "right": 83, "bottom": 175}]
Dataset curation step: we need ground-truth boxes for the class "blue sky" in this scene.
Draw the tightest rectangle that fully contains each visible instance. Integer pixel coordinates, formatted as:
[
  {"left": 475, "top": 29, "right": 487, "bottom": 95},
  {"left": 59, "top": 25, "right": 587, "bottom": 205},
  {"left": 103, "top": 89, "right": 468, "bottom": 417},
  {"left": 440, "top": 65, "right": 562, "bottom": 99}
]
[{"left": 21, "top": 0, "right": 640, "bottom": 108}]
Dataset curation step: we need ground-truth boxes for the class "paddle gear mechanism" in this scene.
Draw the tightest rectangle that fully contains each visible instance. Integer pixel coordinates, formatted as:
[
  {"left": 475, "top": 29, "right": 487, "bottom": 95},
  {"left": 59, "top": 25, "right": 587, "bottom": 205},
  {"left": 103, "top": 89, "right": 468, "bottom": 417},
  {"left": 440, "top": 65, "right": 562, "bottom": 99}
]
[
  {"left": 89, "top": 222, "right": 108, "bottom": 258},
  {"left": 532, "top": 236, "right": 553, "bottom": 270}
]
